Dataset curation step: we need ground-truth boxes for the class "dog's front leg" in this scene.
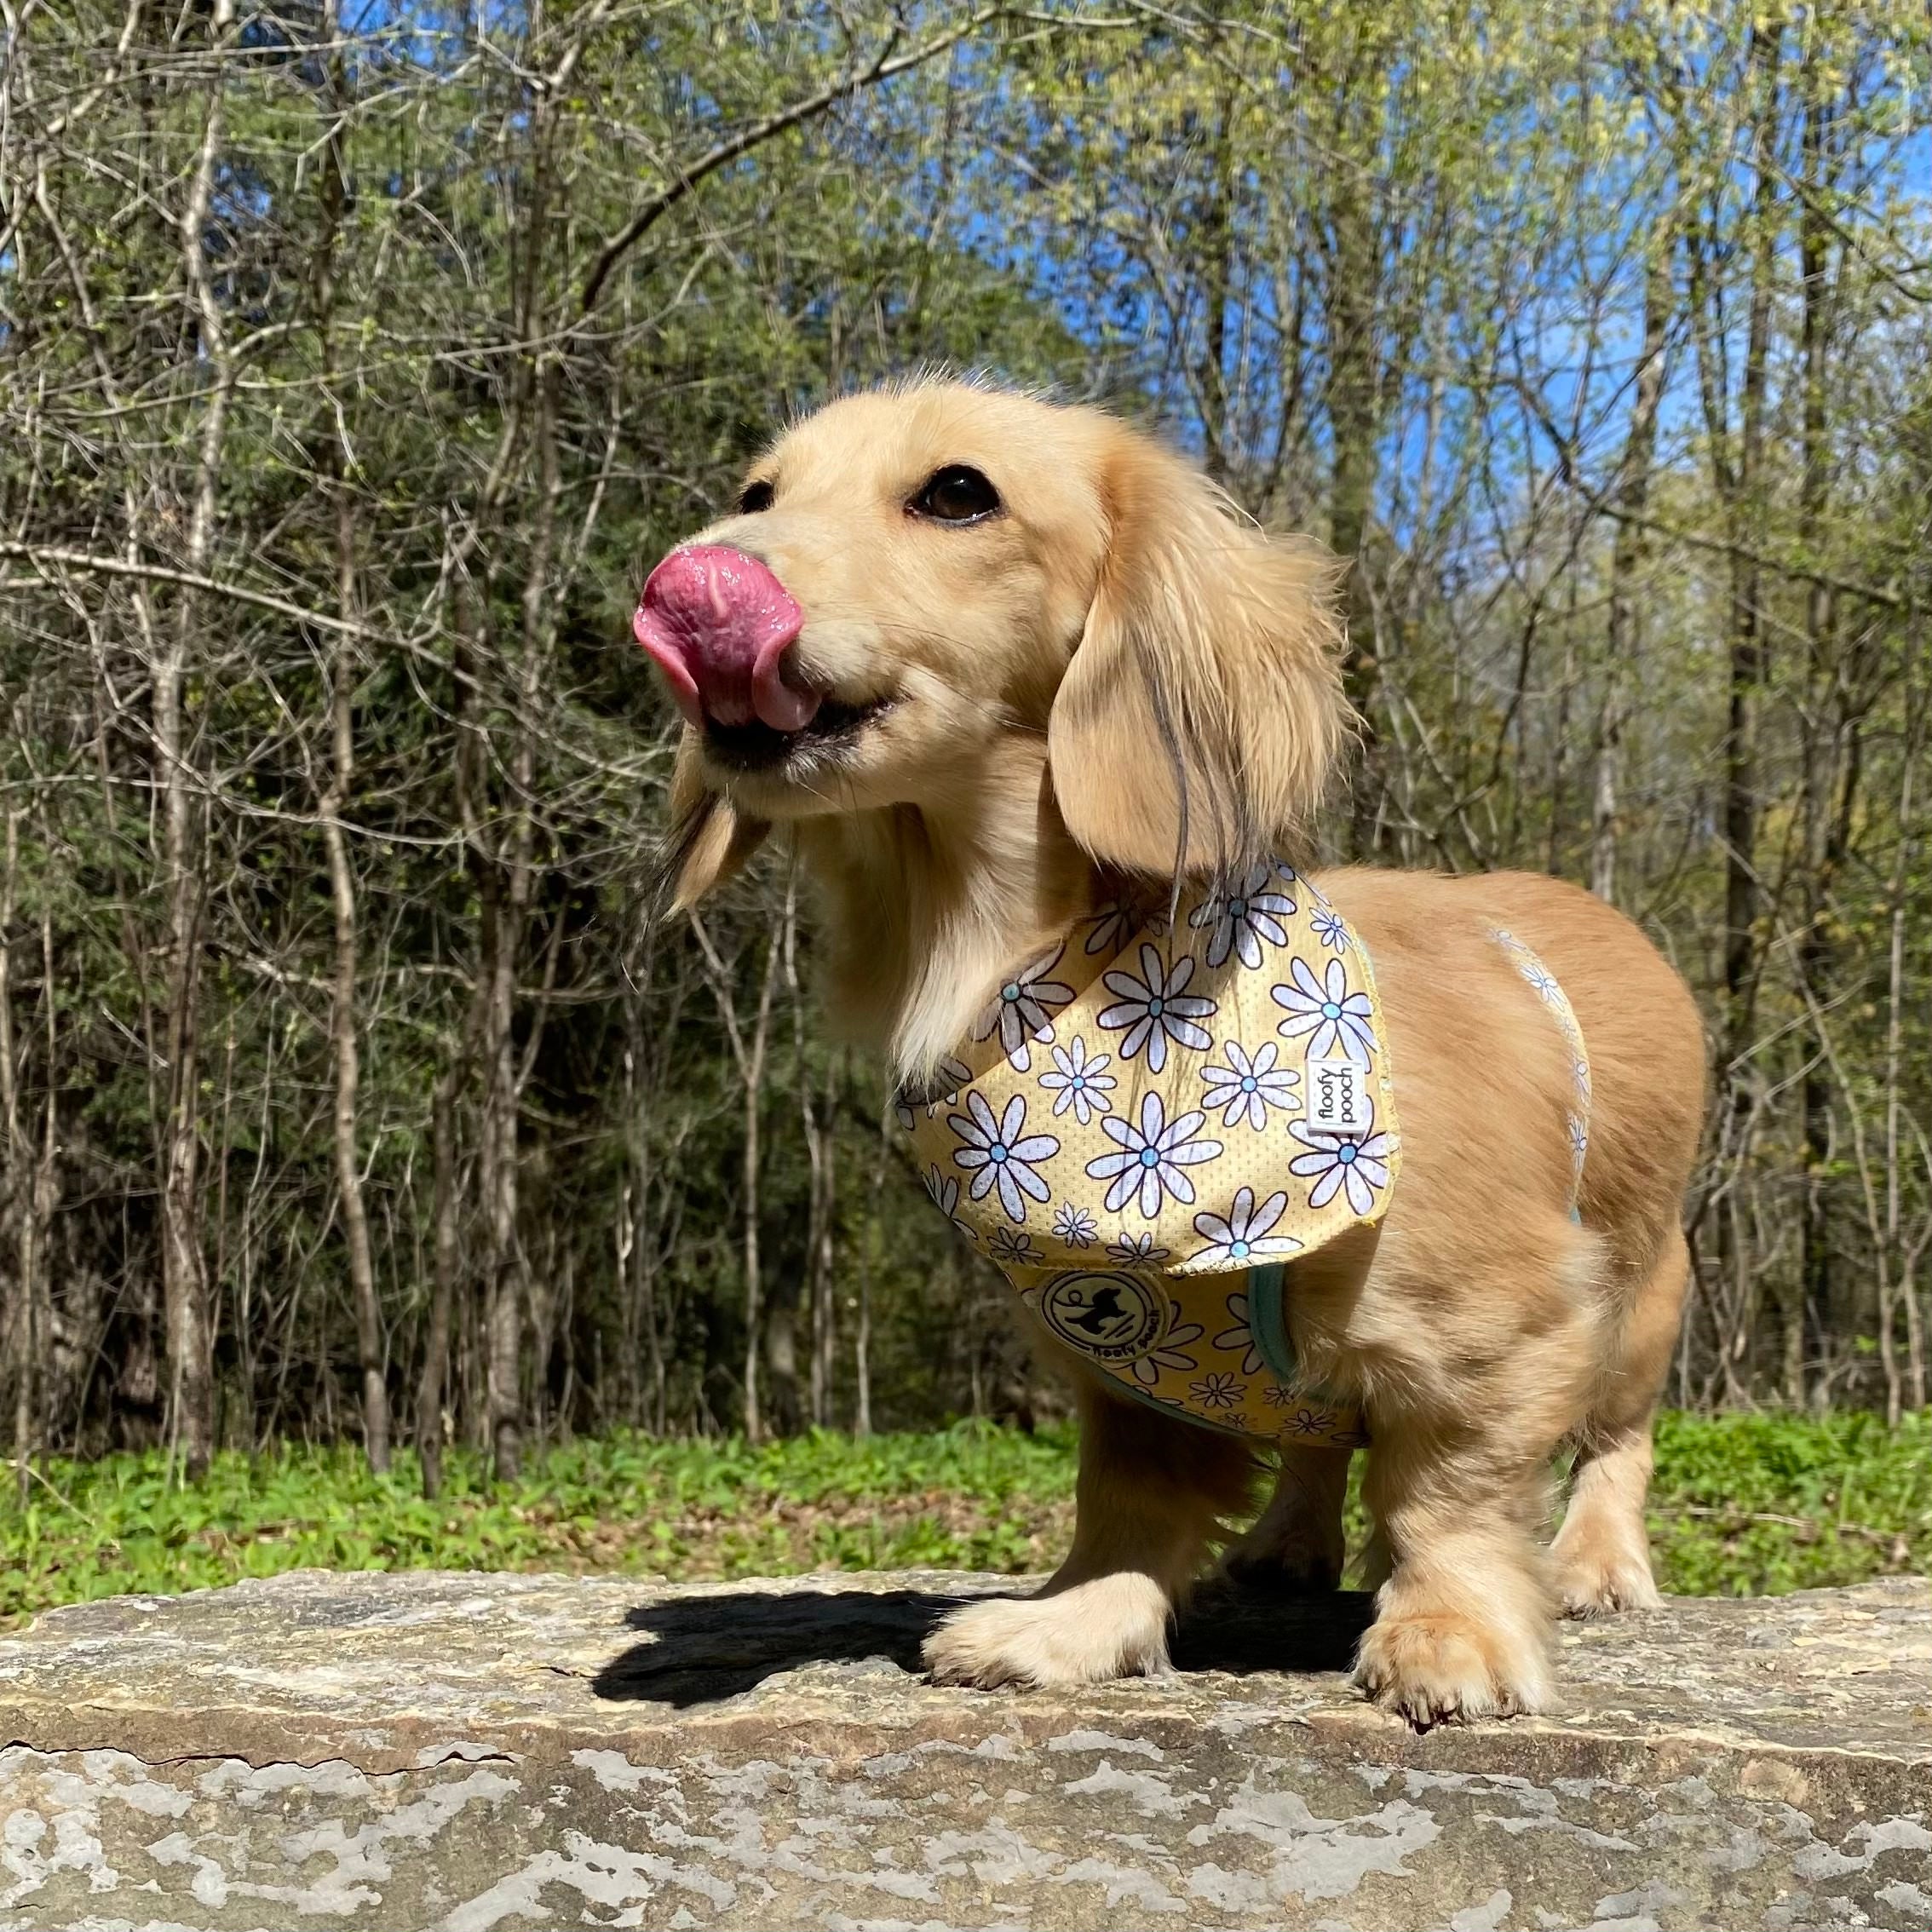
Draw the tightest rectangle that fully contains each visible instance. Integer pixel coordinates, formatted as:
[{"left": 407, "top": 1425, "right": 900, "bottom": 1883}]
[
  {"left": 1351, "top": 1412, "right": 1569, "bottom": 1724},
  {"left": 925, "top": 1372, "right": 1255, "bottom": 1689}
]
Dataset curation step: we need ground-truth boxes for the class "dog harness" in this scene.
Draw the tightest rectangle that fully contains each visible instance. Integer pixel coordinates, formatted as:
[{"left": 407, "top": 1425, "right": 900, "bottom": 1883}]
[
  {"left": 901, "top": 865, "right": 1394, "bottom": 1445},
  {"left": 1488, "top": 925, "right": 1593, "bottom": 1212},
  {"left": 900, "top": 874, "right": 1591, "bottom": 1447}
]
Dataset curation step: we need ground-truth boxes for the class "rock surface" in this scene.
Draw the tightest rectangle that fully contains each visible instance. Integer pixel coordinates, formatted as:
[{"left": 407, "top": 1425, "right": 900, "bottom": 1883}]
[{"left": 0, "top": 1568, "right": 1924, "bottom": 1931}]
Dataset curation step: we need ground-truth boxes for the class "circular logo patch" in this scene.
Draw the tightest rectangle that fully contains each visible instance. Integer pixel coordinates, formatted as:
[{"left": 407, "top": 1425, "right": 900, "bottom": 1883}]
[{"left": 1037, "top": 1271, "right": 1166, "bottom": 1363}]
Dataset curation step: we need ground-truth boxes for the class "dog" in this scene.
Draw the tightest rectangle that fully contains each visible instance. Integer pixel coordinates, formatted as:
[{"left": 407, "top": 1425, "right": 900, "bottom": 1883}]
[{"left": 635, "top": 375, "right": 1705, "bottom": 1725}]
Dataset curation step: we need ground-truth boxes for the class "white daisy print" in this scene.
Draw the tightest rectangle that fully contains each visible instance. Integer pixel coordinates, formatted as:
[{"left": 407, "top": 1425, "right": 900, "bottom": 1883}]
[
  {"left": 988, "top": 1226, "right": 1045, "bottom": 1268},
  {"left": 1130, "top": 1320, "right": 1204, "bottom": 1387},
  {"left": 1288, "top": 1112, "right": 1393, "bottom": 1216},
  {"left": 1278, "top": 1400, "right": 1341, "bottom": 1435},
  {"left": 1052, "top": 1202, "right": 1099, "bottom": 1249},
  {"left": 1192, "top": 1187, "right": 1302, "bottom": 1268},
  {"left": 1097, "top": 944, "right": 1217, "bottom": 1073},
  {"left": 1107, "top": 1231, "right": 1171, "bottom": 1266},
  {"left": 1199, "top": 1040, "right": 1300, "bottom": 1131},
  {"left": 1523, "top": 960, "right": 1560, "bottom": 1002},
  {"left": 1270, "top": 956, "right": 1377, "bottom": 1063},
  {"left": 1309, "top": 907, "right": 1349, "bottom": 952},
  {"left": 1188, "top": 862, "right": 1297, "bottom": 969},
  {"left": 1038, "top": 1036, "right": 1116, "bottom": 1124},
  {"left": 895, "top": 1055, "right": 973, "bottom": 1130},
  {"left": 1190, "top": 1371, "right": 1246, "bottom": 1411},
  {"left": 922, "top": 1164, "right": 976, "bottom": 1240},
  {"left": 949, "top": 1091, "right": 1060, "bottom": 1225},
  {"left": 1086, "top": 1091, "right": 1224, "bottom": 1218},
  {"left": 970, "top": 949, "right": 1074, "bottom": 1073},
  {"left": 933, "top": 1055, "right": 972, "bottom": 1103},
  {"left": 1083, "top": 901, "right": 1137, "bottom": 956},
  {"left": 1212, "top": 1289, "right": 1266, "bottom": 1375}
]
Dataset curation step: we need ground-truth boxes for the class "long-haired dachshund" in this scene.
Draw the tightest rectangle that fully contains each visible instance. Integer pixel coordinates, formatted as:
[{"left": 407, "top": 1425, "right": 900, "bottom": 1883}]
[{"left": 635, "top": 377, "right": 1705, "bottom": 1725}]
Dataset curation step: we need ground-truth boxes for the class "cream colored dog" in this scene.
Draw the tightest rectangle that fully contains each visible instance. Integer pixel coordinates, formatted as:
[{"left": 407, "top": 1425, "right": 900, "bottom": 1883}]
[{"left": 636, "top": 377, "right": 1705, "bottom": 1725}]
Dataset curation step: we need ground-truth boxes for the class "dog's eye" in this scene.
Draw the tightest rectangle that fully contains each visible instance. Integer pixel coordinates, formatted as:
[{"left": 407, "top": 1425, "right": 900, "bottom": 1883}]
[
  {"left": 737, "top": 477, "right": 774, "bottom": 515},
  {"left": 910, "top": 464, "right": 1000, "bottom": 525}
]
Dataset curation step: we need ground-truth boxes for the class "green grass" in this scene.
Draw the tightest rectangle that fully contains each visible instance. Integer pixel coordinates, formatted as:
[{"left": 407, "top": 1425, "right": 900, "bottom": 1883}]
[{"left": 1, "top": 1411, "right": 1924, "bottom": 1628}]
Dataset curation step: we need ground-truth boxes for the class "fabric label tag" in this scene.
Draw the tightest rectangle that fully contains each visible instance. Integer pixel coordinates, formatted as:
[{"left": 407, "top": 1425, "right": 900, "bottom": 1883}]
[{"left": 1305, "top": 1057, "right": 1373, "bottom": 1136}]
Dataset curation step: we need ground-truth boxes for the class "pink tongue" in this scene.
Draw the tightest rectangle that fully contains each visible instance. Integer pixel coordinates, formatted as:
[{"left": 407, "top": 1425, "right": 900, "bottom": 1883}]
[
  {"left": 632, "top": 545, "right": 819, "bottom": 733},
  {"left": 751, "top": 651, "right": 821, "bottom": 732}
]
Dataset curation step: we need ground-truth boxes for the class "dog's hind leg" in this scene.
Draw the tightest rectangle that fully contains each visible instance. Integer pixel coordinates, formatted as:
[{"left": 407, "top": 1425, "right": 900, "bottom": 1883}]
[
  {"left": 1217, "top": 1442, "right": 1352, "bottom": 1593},
  {"left": 924, "top": 1371, "right": 1256, "bottom": 1689},
  {"left": 1553, "top": 1229, "right": 1688, "bottom": 1616}
]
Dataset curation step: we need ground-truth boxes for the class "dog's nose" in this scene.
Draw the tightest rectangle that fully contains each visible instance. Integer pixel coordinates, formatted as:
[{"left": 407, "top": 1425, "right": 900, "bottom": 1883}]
[{"left": 633, "top": 544, "right": 819, "bottom": 732}]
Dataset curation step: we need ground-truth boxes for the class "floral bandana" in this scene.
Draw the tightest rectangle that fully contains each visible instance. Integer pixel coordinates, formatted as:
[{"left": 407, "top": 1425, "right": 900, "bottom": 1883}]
[{"left": 900, "top": 864, "right": 1399, "bottom": 1446}]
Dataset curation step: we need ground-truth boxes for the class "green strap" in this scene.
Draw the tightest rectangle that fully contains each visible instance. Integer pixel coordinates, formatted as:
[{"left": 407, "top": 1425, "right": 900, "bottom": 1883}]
[{"left": 1247, "top": 1262, "right": 1297, "bottom": 1383}]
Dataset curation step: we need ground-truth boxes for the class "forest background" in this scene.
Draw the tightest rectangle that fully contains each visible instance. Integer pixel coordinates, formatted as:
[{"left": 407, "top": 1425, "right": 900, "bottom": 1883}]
[{"left": 3, "top": 2, "right": 1930, "bottom": 1515}]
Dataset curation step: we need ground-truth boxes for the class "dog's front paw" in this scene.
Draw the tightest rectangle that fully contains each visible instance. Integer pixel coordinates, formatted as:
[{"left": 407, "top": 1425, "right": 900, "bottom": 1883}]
[
  {"left": 1354, "top": 1608, "right": 1550, "bottom": 1727},
  {"left": 923, "top": 1575, "right": 1171, "bottom": 1689}
]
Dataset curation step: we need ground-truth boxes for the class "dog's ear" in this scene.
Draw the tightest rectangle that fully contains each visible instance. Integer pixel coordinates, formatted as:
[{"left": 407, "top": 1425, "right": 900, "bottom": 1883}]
[
  {"left": 1047, "top": 429, "right": 1351, "bottom": 877},
  {"left": 653, "top": 735, "right": 770, "bottom": 914}
]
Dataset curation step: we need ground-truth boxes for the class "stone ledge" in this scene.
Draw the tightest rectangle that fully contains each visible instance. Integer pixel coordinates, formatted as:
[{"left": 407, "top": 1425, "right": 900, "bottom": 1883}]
[{"left": 0, "top": 1568, "right": 1924, "bottom": 1930}]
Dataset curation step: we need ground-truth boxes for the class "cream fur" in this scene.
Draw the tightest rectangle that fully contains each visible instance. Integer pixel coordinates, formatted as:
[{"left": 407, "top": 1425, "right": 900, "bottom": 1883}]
[{"left": 650, "top": 377, "right": 1706, "bottom": 1726}]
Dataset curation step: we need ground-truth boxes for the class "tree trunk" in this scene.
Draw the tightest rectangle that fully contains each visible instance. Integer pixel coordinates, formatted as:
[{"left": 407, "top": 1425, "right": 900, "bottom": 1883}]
[
  {"left": 739, "top": 933, "right": 781, "bottom": 1442},
  {"left": 1591, "top": 216, "right": 1672, "bottom": 904},
  {"left": 1327, "top": 187, "right": 1383, "bottom": 854},
  {"left": 1794, "top": 49, "right": 1853, "bottom": 1397},
  {"left": 312, "top": 6, "right": 388, "bottom": 1469},
  {"left": 807, "top": 1059, "right": 838, "bottom": 1431},
  {"left": 158, "top": 0, "right": 239, "bottom": 1478},
  {"left": 417, "top": 1069, "right": 461, "bottom": 1497},
  {"left": 1193, "top": 43, "right": 1239, "bottom": 487},
  {"left": 0, "top": 810, "right": 32, "bottom": 1501},
  {"left": 1696, "top": 18, "right": 1785, "bottom": 1400}
]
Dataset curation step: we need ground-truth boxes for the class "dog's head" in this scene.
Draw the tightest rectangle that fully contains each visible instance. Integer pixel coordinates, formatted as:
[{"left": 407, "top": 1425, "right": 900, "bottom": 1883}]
[{"left": 638, "top": 377, "right": 1350, "bottom": 911}]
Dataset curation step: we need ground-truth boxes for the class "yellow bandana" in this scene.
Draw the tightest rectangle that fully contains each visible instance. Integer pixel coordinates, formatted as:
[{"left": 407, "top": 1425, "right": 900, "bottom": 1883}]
[{"left": 901, "top": 865, "right": 1399, "bottom": 1445}]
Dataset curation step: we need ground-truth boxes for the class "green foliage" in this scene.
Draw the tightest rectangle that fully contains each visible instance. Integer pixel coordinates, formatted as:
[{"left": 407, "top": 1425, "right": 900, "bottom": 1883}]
[
  {"left": 1, "top": 1413, "right": 1921, "bottom": 1629},
  {"left": 1642, "top": 1410, "right": 1932, "bottom": 1598}
]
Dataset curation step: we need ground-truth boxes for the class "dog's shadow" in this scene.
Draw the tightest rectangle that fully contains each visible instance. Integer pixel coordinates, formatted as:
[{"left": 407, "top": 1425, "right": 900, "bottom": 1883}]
[{"left": 592, "top": 1580, "right": 1376, "bottom": 1708}]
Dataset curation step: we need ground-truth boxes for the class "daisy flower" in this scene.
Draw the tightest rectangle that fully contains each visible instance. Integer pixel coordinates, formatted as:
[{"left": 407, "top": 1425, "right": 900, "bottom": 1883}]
[
  {"left": 1130, "top": 1320, "right": 1204, "bottom": 1387},
  {"left": 1189, "top": 1371, "right": 1246, "bottom": 1411},
  {"left": 1191, "top": 1187, "right": 1301, "bottom": 1268},
  {"left": 894, "top": 1055, "right": 973, "bottom": 1130},
  {"left": 987, "top": 1227, "right": 1045, "bottom": 1268},
  {"left": 1038, "top": 1036, "right": 1116, "bottom": 1124},
  {"left": 1097, "top": 944, "right": 1217, "bottom": 1073},
  {"left": 1199, "top": 1040, "right": 1299, "bottom": 1131},
  {"left": 1083, "top": 901, "right": 1137, "bottom": 956},
  {"left": 1309, "top": 907, "right": 1349, "bottom": 952},
  {"left": 949, "top": 1091, "right": 1060, "bottom": 1225},
  {"left": 1085, "top": 1091, "right": 1223, "bottom": 1218},
  {"left": 1270, "top": 956, "right": 1377, "bottom": 1064},
  {"left": 1288, "top": 1112, "right": 1393, "bottom": 1216},
  {"left": 970, "top": 949, "right": 1074, "bottom": 1074},
  {"left": 1212, "top": 1289, "right": 1265, "bottom": 1375},
  {"left": 922, "top": 1165, "right": 975, "bottom": 1240},
  {"left": 1187, "top": 863, "right": 1296, "bottom": 969},
  {"left": 1052, "top": 1202, "right": 1099, "bottom": 1249}
]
